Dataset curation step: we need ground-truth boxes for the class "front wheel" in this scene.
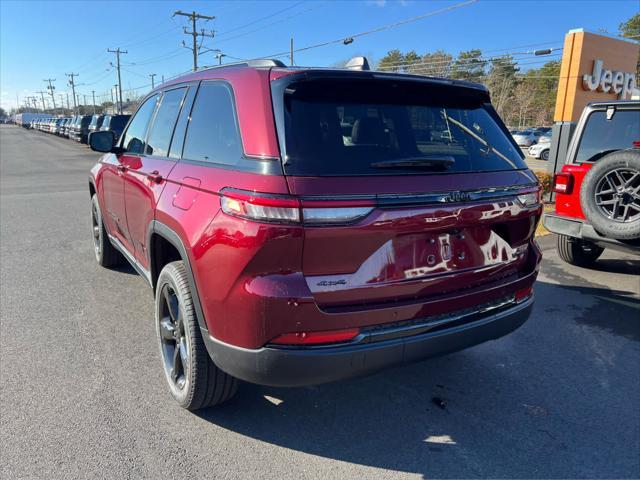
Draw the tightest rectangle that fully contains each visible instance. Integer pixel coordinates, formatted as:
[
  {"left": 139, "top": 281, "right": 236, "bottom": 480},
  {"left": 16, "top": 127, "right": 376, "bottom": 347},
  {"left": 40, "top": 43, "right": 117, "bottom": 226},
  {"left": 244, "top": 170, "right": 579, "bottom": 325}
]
[
  {"left": 556, "top": 235, "right": 604, "bottom": 267},
  {"left": 91, "top": 194, "right": 122, "bottom": 267},
  {"left": 155, "top": 261, "right": 238, "bottom": 410},
  {"left": 541, "top": 149, "right": 550, "bottom": 161}
]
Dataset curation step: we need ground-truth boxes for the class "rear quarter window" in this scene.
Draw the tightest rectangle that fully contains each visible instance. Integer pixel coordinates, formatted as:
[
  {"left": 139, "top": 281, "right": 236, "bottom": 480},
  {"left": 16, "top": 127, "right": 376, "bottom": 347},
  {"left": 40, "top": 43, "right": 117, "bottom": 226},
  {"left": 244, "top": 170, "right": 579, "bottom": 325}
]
[{"left": 181, "top": 82, "right": 243, "bottom": 166}]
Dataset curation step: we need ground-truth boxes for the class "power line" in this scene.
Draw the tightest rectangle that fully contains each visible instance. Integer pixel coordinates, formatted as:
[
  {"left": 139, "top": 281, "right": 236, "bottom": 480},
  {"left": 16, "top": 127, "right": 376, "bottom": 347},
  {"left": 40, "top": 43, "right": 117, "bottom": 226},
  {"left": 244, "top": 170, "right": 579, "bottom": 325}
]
[
  {"left": 215, "top": 1, "right": 303, "bottom": 37},
  {"left": 108, "top": 48, "right": 128, "bottom": 114},
  {"left": 44, "top": 78, "right": 57, "bottom": 113},
  {"left": 247, "top": 0, "right": 478, "bottom": 62},
  {"left": 65, "top": 73, "right": 80, "bottom": 113},
  {"left": 378, "top": 51, "right": 562, "bottom": 74},
  {"left": 173, "top": 10, "right": 216, "bottom": 71},
  {"left": 215, "top": 1, "right": 327, "bottom": 46},
  {"left": 377, "top": 43, "right": 563, "bottom": 68}
]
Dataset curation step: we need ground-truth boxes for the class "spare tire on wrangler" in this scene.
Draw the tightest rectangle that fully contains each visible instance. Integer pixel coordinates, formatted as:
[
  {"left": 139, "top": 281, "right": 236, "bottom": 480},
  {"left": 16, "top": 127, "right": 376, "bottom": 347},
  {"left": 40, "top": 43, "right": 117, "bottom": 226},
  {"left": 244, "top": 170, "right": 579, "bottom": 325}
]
[{"left": 580, "top": 150, "right": 640, "bottom": 240}]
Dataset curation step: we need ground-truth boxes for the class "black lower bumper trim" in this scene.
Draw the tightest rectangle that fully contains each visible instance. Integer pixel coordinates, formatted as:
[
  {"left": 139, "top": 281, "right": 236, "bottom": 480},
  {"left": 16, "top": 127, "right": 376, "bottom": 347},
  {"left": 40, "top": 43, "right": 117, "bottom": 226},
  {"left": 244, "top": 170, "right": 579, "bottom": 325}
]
[
  {"left": 543, "top": 214, "right": 639, "bottom": 254},
  {"left": 203, "top": 297, "right": 533, "bottom": 387}
]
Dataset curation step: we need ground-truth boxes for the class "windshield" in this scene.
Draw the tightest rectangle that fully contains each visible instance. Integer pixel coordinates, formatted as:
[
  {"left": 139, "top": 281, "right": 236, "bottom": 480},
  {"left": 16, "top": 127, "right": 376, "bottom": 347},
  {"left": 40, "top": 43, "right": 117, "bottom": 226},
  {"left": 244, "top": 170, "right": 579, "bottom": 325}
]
[
  {"left": 575, "top": 109, "right": 640, "bottom": 163},
  {"left": 279, "top": 78, "right": 525, "bottom": 176}
]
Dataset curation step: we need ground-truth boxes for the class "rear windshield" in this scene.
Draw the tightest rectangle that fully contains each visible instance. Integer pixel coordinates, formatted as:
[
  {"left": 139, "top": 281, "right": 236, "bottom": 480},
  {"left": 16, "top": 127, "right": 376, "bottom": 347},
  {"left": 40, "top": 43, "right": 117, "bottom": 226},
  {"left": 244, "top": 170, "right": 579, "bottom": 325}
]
[
  {"left": 278, "top": 78, "right": 526, "bottom": 176},
  {"left": 575, "top": 108, "right": 640, "bottom": 163}
]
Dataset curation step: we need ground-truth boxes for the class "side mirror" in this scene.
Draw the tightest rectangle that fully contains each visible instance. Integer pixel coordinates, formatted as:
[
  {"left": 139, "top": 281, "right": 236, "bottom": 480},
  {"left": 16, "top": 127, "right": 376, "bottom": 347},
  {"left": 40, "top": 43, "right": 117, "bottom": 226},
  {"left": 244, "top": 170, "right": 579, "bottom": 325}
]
[{"left": 89, "top": 130, "right": 118, "bottom": 153}]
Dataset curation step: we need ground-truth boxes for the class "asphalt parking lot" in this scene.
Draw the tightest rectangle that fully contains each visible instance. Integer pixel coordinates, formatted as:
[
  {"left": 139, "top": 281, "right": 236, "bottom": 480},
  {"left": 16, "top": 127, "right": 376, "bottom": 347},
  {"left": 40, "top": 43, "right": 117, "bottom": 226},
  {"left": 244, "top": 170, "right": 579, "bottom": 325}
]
[{"left": 1, "top": 124, "right": 638, "bottom": 479}]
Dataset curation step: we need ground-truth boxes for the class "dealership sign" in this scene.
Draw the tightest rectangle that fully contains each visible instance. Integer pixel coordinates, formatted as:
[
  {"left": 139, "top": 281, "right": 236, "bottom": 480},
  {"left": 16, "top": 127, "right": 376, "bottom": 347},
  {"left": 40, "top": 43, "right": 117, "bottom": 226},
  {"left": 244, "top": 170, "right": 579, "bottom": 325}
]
[{"left": 582, "top": 59, "right": 636, "bottom": 99}]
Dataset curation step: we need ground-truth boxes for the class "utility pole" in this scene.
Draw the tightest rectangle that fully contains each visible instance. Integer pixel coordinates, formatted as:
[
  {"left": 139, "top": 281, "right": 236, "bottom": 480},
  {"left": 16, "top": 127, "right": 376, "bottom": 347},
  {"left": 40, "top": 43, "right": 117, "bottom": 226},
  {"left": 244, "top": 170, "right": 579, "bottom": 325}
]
[
  {"left": 66, "top": 92, "right": 70, "bottom": 111},
  {"left": 108, "top": 48, "right": 127, "bottom": 114},
  {"left": 290, "top": 38, "right": 294, "bottom": 66},
  {"left": 173, "top": 10, "right": 215, "bottom": 71},
  {"left": 83, "top": 94, "right": 87, "bottom": 111},
  {"left": 114, "top": 84, "right": 119, "bottom": 112},
  {"left": 31, "top": 97, "right": 38, "bottom": 111},
  {"left": 37, "top": 91, "right": 47, "bottom": 112},
  {"left": 76, "top": 94, "right": 80, "bottom": 113},
  {"left": 65, "top": 73, "right": 79, "bottom": 114},
  {"left": 92, "top": 91, "right": 96, "bottom": 114},
  {"left": 44, "top": 78, "right": 57, "bottom": 114},
  {"left": 58, "top": 94, "right": 65, "bottom": 113},
  {"left": 149, "top": 73, "right": 157, "bottom": 89}
]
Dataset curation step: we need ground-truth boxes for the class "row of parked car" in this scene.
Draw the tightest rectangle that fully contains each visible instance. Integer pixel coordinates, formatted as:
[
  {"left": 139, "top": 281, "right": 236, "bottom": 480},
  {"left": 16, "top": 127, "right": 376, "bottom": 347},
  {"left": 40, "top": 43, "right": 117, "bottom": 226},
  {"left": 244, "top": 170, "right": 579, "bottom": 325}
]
[{"left": 30, "top": 114, "right": 131, "bottom": 144}]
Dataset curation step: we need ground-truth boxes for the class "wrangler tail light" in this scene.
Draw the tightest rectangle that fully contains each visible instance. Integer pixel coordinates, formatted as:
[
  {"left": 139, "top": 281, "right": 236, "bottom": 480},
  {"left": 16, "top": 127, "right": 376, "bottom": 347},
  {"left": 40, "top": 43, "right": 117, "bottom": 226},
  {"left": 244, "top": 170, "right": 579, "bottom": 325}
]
[
  {"left": 220, "top": 189, "right": 374, "bottom": 225},
  {"left": 270, "top": 328, "right": 360, "bottom": 345},
  {"left": 553, "top": 172, "right": 574, "bottom": 195}
]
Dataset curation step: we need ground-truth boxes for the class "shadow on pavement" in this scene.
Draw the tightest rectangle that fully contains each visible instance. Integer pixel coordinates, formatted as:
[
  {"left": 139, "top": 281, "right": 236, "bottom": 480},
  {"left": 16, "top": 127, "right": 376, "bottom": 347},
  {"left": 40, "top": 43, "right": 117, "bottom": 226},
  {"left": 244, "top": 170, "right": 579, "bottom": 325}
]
[
  {"left": 586, "top": 257, "right": 640, "bottom": 275},
  {"left": 195, "top": 278, "right": 640, "bottom": 478}
]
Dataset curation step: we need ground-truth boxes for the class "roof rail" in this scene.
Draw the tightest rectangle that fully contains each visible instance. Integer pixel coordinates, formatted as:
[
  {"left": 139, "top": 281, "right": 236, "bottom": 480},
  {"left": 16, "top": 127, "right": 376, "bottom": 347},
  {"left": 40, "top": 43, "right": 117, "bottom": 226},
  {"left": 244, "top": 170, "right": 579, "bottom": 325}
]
[{"left": 199, "top": 59, "right": 286, "bottom": 71}]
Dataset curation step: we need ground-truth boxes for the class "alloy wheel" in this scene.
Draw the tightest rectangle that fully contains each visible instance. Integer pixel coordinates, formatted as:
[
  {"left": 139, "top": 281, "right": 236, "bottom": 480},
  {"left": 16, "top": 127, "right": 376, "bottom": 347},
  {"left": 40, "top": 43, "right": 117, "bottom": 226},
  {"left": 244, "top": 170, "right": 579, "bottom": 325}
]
[
  {"left": 158, "top": 284, "right": 189, "bottom": 390},
  {"left": 91, "top": 203, "right": 101, "bottom": 256},
  {"left": 594, "top": 168, "right": 640, "bottom": 223}
]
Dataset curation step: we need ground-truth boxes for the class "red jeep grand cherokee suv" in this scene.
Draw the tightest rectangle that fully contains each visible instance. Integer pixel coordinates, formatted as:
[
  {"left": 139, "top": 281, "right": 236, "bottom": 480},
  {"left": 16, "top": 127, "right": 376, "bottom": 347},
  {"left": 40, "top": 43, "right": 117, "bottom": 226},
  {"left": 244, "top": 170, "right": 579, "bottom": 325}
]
[{"left": 88, "top": 59, "right": 542, "bottom": 410}]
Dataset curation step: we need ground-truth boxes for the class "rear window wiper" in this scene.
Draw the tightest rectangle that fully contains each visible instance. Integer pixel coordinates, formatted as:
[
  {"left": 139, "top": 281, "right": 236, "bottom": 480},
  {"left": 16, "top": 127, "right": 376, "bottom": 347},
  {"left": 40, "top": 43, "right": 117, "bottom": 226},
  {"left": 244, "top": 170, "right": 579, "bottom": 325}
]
[{"left": 370, "top": 156, "right": 455, "bottom": 169}]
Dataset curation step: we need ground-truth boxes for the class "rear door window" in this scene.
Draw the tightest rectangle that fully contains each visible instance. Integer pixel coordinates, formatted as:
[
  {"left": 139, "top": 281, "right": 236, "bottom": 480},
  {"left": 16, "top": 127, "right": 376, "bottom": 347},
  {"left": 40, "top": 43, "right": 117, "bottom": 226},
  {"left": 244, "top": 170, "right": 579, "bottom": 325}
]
[
  {"left": 278, "top": 78, "right": 526, "bottom": 176},
  {"left": 145, "top": 87, "right": 187, "bottom": 157},
  {"left": 181, "top": 82, "right": 242, "bottom": 165},
  {"left": 575, "top": 109, "right": 640, "bottom": 163},
  {"left": 121, "top": 95, "right": 159, "bottom": 154}
]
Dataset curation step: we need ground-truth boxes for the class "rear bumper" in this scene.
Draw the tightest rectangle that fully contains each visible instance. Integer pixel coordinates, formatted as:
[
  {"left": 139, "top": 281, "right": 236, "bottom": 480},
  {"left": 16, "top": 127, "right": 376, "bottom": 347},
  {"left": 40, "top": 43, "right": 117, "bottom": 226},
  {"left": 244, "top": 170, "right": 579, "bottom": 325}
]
[
  {"left": 204, "top": 296, "right": 533, "bottom": 387},
  {"left": 543, "top": 213, "right": 639, "bottom": 255}
]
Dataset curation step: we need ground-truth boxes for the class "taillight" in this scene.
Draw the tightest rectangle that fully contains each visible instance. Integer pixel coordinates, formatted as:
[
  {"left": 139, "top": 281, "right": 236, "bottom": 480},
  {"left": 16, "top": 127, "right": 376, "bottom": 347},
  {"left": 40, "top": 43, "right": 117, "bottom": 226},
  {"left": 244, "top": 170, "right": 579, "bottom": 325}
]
[
  {"left": 220, "top": 190, "right": 300, "bottom": 223},
  {"left": 270, "top": 328, "right": 360, "bottom": 346},
  {"left": 515, "top": 285, "right": 533, "bottom": 302},
  {"left": 516, "top": 188, "right": 541, "bottom": 207},
  {"left": 553, "top": 172, "right": 574, "bottom": 194},
  {"left": 220, "top": 189, "right": 374, "bottom": 225},
  {"left": 301, "top": 198, "right": 374, "bottom": 225}
]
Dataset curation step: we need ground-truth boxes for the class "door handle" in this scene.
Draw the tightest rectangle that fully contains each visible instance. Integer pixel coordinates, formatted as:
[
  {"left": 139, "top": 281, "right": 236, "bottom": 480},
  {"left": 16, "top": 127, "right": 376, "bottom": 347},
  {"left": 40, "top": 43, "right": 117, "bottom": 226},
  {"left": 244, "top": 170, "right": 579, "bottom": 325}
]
[{"left": 147, "top": 170, "right": 163, "bottom": 183}]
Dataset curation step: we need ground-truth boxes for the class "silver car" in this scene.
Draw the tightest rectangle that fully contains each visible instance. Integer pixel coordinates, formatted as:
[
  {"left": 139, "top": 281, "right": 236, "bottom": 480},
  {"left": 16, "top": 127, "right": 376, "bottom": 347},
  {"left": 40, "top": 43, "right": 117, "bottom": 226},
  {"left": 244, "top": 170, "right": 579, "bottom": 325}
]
[
  {"left": 512, "top": 129, "right": 541, "bottom": 147},
  {"left": 528, "top": 135, "right": 551, "bottom": 160}
]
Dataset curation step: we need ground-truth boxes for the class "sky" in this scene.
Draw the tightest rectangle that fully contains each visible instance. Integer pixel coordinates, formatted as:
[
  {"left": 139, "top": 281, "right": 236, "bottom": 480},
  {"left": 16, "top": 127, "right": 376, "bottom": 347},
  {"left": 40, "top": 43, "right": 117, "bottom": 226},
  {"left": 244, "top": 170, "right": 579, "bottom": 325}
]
[{"left": 1, "top": 0, "right": 638, "bottom": 112}]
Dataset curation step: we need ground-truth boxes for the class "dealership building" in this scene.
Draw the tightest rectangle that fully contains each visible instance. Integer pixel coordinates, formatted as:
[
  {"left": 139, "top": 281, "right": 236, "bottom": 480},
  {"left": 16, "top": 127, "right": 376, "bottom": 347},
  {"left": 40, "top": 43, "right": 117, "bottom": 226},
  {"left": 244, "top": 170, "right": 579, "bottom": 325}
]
[{"left": 548, "top": 29, "right": 639, "bottom": 174}]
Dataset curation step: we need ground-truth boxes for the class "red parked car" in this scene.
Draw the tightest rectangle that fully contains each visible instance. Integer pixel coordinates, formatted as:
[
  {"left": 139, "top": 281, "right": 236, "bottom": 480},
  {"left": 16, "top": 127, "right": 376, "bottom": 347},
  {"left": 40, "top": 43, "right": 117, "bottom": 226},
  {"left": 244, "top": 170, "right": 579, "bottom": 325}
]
[
  {"left": 544, "top": 101, "right": 640, "bottom": 265},
  {"left": 88, "top": 58, "right": 542, "bottom": 410}
]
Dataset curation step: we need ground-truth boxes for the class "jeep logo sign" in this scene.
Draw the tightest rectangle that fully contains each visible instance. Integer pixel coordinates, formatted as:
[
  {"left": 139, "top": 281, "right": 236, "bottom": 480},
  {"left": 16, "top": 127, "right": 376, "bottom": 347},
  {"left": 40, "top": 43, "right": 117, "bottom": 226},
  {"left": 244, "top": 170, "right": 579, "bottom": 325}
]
[{"left": 582, "top": 59, "right": 636, "bottom": 99}]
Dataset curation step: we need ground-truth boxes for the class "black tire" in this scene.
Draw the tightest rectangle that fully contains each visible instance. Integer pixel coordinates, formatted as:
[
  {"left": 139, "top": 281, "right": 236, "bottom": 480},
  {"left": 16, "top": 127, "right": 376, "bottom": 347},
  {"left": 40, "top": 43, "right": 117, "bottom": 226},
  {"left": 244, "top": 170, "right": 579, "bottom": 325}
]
[
  {"left": 556, "top": 235, "right": 604, "bottom": 267},
  {"left": 91, "top": 194, "right": 123, "bottom": 267},
  {"left": 155, "top": 261, "right": 238, "bottom": 410},
  {"left": 580, "top": 150, "right": 640, "bottom": 240},
  {"left": 541, "top": 149, "right": 550, "bottom": 161}
]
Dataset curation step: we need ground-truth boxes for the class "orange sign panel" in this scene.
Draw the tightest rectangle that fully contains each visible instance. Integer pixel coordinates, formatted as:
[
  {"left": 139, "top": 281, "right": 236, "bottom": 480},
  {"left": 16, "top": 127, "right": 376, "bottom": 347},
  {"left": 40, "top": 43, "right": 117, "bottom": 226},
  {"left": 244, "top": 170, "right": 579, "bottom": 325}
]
[{"left": 554, "top": 29, "right": 639, "bottom": 123}]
